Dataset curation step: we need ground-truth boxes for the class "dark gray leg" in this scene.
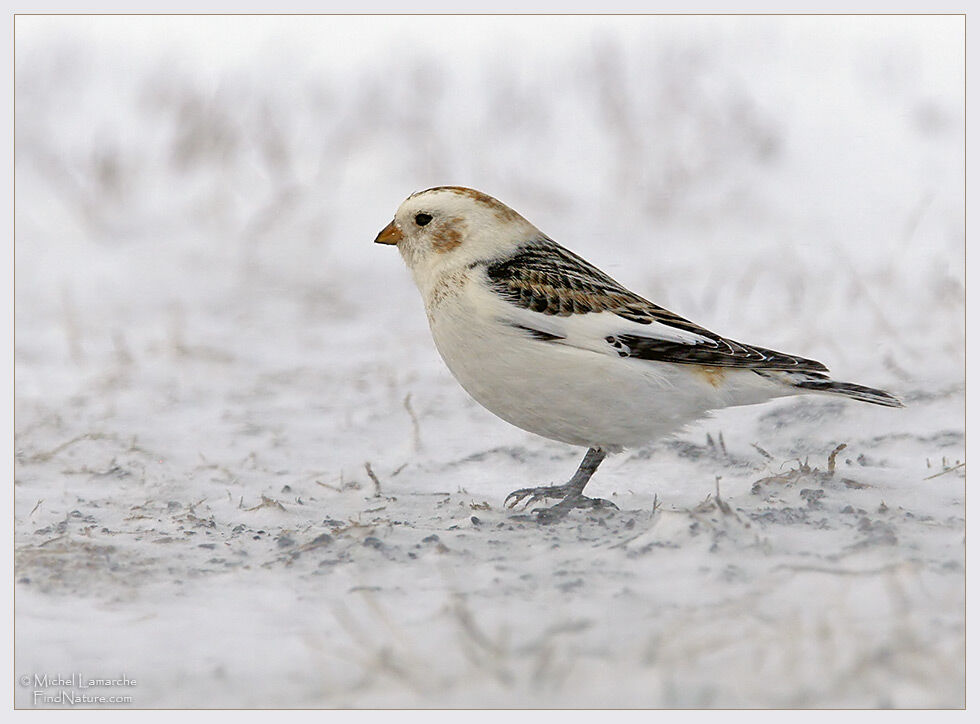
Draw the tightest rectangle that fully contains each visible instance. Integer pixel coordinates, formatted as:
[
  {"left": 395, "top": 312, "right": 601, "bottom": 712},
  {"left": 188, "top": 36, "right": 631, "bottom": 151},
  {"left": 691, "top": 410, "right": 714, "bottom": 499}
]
[{"left": 504, "top": 447, "right": 616, "bottom": 520}]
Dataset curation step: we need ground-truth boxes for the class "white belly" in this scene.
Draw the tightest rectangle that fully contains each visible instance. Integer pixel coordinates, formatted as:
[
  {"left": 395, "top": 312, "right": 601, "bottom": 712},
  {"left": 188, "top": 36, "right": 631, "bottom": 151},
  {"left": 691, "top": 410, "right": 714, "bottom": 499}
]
[{"left": 426, "top": 286, "right": 781, "bottom": 450}]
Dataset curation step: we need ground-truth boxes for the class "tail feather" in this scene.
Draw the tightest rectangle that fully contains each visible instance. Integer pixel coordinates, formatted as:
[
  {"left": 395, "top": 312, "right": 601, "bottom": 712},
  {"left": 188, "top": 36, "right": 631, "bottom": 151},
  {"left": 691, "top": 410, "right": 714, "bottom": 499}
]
[
  {"left": 756, "top": 371, "right": 904, "bottom": 408},
  {"left": 792, "top": 377, "right": 904, "bottom": 408}
]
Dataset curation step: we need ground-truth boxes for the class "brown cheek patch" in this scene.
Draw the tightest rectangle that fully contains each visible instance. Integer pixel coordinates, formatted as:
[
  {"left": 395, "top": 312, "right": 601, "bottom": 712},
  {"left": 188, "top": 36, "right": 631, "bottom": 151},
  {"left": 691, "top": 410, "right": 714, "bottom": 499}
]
[
  {"left": 692, "top": 365, "right": 727, "bottom": 388},
  {"left": 431, "top": 217, "right": 465, "bottom": 253}
]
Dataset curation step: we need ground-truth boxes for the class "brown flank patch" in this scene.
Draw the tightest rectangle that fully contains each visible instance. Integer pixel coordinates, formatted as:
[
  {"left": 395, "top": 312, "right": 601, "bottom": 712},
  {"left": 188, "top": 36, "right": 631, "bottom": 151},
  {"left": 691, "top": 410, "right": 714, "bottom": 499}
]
[{"left": 692, "top": 365, "right": 727, "bottom": 388}]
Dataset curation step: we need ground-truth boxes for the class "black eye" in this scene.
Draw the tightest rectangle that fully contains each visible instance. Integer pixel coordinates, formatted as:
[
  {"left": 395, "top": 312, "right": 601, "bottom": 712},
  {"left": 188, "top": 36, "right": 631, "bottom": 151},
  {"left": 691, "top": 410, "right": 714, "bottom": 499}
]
[{"left": 415, "top": 213, "right": 433, "bottom": 227}]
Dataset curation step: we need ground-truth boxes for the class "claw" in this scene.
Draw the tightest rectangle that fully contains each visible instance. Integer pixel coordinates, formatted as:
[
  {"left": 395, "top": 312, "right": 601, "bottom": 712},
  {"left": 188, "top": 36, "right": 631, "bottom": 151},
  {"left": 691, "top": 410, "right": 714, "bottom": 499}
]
[
  {"left": 504, "top": 484, "right": 571, "bottom": 510},
  {"left": 503, "top": 489, "right": 531, "bottom": 509},
  {"left": 505, "top": 485, "right": 619, "bottom": 522}
]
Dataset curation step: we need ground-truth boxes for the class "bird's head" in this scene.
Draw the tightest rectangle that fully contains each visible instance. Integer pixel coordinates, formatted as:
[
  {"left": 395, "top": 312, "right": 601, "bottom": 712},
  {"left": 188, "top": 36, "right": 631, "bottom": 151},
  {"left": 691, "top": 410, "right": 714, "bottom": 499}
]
[{"left": 374, "top": 187, "right": 539, "bottom": 279}]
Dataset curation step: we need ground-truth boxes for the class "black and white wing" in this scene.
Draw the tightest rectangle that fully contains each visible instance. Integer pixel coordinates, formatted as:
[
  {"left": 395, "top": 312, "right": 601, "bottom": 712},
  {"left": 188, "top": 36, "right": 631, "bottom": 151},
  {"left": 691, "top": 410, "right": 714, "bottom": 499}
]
[{"left": 483, "top": 237, "right": 829, "bottom": 374}]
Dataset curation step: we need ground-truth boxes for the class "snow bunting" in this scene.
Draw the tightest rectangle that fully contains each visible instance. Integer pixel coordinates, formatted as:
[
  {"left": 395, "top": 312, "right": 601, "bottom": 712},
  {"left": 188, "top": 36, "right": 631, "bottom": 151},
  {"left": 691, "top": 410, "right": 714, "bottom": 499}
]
[{"left": 375, "top": 186, "right": 902, "bottom": 520}]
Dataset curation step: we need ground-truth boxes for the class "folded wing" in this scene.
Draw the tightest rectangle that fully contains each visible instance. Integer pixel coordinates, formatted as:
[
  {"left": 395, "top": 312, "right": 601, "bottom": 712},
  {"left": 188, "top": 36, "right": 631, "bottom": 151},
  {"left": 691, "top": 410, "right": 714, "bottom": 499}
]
[{"left": 485, "top": 238, "right": 829, "bottom": 374}]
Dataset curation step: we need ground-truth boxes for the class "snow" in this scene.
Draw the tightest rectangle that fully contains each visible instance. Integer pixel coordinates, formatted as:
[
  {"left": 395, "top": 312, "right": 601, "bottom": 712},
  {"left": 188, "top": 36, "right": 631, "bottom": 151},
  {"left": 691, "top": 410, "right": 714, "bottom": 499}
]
[{"left": 14, "top": 15, "right": 964, "bottom": 708}]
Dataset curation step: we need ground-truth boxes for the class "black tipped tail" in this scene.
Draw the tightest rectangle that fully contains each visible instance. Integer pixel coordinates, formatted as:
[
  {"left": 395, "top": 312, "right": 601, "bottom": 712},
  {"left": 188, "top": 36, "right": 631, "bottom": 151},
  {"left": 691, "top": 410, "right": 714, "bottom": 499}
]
[{"left": 789, "top": 376, "right": 905, "bottom": 408}]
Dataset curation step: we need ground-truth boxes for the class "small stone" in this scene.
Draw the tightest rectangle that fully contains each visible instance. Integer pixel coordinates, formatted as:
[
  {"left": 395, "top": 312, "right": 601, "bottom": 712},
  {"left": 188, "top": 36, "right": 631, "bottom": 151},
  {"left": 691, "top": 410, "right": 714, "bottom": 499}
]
[{"left": 799, "top": 489, "right": 825, "bottom": 507}]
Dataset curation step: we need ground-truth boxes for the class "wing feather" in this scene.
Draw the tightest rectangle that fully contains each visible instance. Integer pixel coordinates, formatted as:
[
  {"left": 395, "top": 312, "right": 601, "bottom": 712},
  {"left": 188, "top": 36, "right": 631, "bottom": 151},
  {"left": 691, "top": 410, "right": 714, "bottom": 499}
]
[{"left": 484, "top": 238, "right": 829, "bottom": 374}]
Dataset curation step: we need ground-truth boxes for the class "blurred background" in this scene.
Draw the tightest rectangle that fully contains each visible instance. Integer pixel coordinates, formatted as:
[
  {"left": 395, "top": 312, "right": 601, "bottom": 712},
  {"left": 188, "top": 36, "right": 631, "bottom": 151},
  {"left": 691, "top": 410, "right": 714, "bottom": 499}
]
[
  {"left": 16, "top": 15, "right": 964, "bottom": 393},
  {"left": 15, "top": 15, "right": 965, "bottom": 708}
]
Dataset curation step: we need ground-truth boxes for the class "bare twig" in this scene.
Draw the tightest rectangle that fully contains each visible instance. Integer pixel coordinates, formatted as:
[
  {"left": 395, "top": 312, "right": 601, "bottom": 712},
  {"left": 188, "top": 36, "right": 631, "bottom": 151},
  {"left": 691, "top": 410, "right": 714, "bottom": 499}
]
[
  {"left": 827, "top": 443, "right": 847, "bottom": 475},
  {"left": 714, "top": 476, "right": 732, "bottom": 515},
  {"left": 403, "top": 394, "right": 422, "bottom": 453},
  {"left": 364, "top": 462, "right": 382, "bottom": 497},
  {"left": 21, "top": 433, "right": 118, "bottom": 463},
  {"left": 244, "top": 495, "right": 286, "bottom": 512},
  {"left": 773, "top": 562, "right": 915, "bottom": 577},
  {"left": 924, "top": 462, "right": 965, "bottom": 480}
]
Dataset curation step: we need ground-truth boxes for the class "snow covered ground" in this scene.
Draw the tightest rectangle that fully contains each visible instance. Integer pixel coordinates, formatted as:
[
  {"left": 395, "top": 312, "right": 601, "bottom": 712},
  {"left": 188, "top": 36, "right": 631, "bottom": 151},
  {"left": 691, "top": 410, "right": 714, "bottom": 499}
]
[{"left": 14, "top": 15, "right": 964, "bottom": 708}]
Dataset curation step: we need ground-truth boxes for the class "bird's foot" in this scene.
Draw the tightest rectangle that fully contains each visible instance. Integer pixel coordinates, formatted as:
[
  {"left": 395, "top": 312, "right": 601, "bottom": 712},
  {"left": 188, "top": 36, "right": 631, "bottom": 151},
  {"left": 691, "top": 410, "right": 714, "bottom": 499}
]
[
  {"left": 505, "top": 484, "right": 618, "bottom": 522},
  {"left": 504, "top": 482, "right": 577, "bottom": 509}
]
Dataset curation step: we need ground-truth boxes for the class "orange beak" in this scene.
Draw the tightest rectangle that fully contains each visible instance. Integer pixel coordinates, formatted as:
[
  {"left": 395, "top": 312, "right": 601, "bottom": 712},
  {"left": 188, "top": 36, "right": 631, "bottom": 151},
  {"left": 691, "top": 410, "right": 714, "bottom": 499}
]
[{"left": 374, "top": 220, "right": 403, "bottom": 245}]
